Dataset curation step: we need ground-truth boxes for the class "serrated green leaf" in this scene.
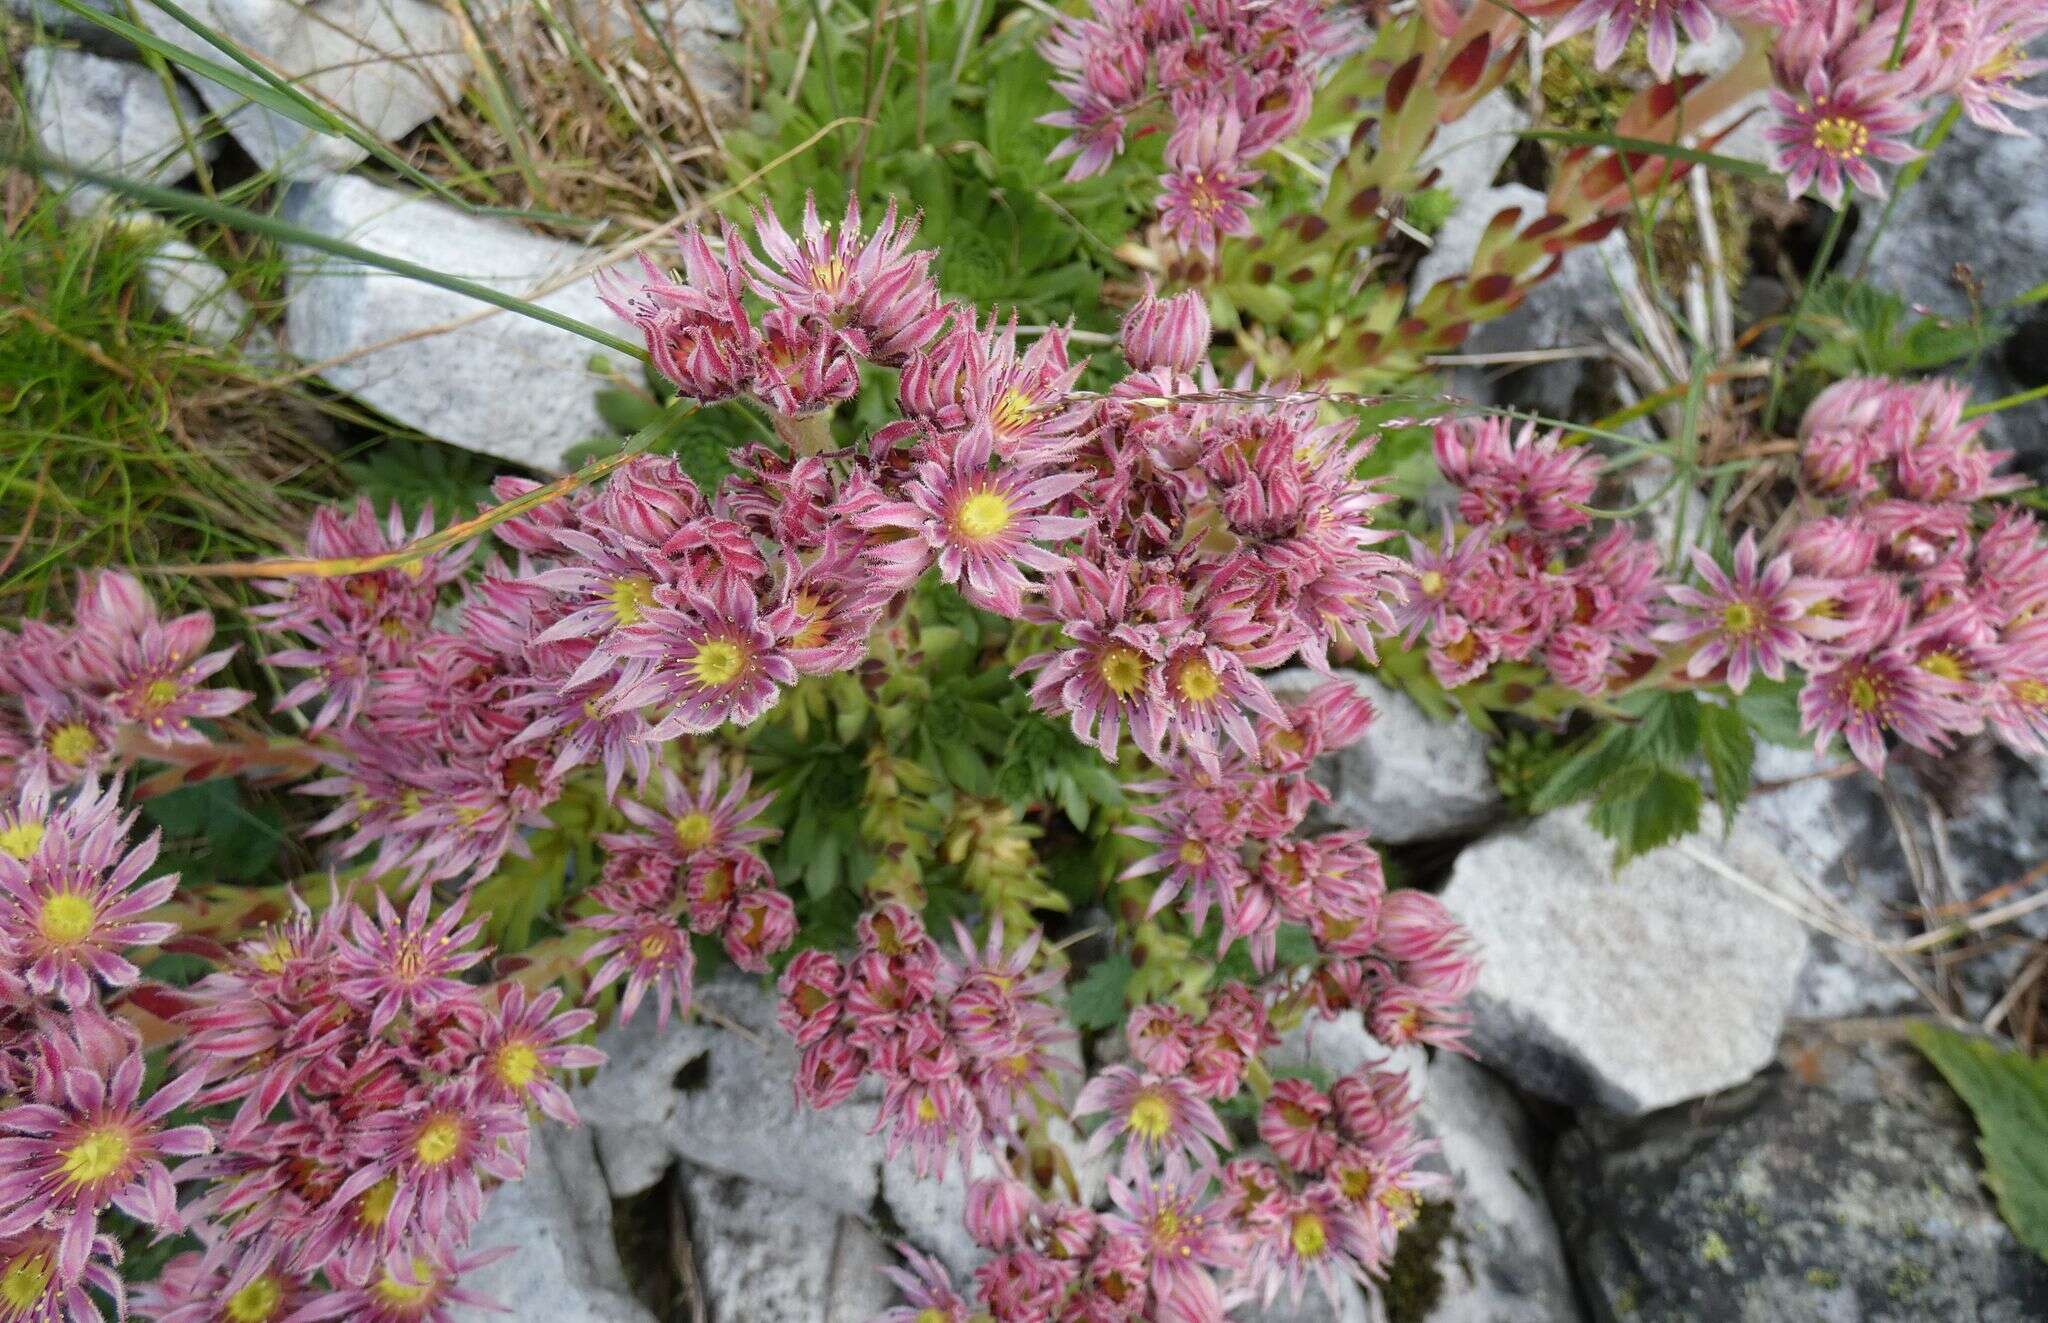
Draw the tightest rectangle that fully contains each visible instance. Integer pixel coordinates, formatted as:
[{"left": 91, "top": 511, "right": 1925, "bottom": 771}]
[
  {"left": 1626, "top": 691, "right": 1702, "bottom": 766},
  {"left": 1068, "top": 954, "right": 1135, "bottom": 1031},
  {"left": 1528, "top": 725, "right": 1629, "bottom": 813},
  {"left": 1588, "top": 765, "right": 1703, "bottom": 865},
  {"left": 1908, "top": 1023, "right": 2048, "bottom": 1263},
  {"left": 1697, "top": 701, "right": 1756, "bottom": 819},
  {"left": 1735, "top": 677, "right": 1809, "bottom": 749}
]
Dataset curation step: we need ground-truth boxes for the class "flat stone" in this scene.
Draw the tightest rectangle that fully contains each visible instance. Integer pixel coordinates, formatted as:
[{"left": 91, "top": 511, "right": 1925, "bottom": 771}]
[
  {"left": 1421, "top": 89, "right": 1528, "bottom": 219},
  {"left": 279, "top": 175, "right": 637, "bottom": 470},
  {"left": 1416, "top": 1053, "right": 1582, "bottom": 1323},
  {"left": 576, "top": 971, "right": 890, "bottom": 1218},
  {"left": 1441, "top": 805, "right": 1808, "bottom": 1114},
  {"left": 1266, "top": 669, "right": 1503, "bottom": 844},
  {"left": 22, "top": 45, "right": 217, "bottom": 187},
  {"left": 451, "top": 1123, "right": 656, "bottom": 1323},
  {"left": 678, "top": 1166, "right": 896, "bottom": 1323},
  {"left": 1549, "top": 1020, "right": 2048, "bottom": 1322},
  {"left": 139, "top": 0, "right": 465, "bottom": 179}
]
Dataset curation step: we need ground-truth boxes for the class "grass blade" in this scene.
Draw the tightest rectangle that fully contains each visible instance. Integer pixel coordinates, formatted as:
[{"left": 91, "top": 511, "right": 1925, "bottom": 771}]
[
  {"left": 5, "top": 153, "right": 649, "bottom": 362},
  {"left": 1520, "top": 128, "right": 1775, "bottom": 180}
]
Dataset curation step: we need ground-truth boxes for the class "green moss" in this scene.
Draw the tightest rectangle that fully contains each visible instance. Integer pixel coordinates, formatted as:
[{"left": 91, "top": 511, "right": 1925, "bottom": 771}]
[
  {"left": 1612, "top": 1282, "right": 1641, "bottom": 1316},
  {"left": 1700, "top": 1230, "right": 1733, "bottom": 1268},
  {"left": 1886, "top": 1261, "right": 1932, "bottom": 1301},
  {"left": 1384, "top": 1197, "right": 1457, "bottom": 1323},
  {"left": 1807, "top": 1267, "right": 1842, "bottom": 1289}
]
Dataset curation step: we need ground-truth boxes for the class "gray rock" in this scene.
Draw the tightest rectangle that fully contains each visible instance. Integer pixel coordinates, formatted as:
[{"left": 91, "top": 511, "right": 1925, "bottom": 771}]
[
  {"left": 577, "top": 972, "right": 891, "bottom": 1218},
  {"left": 1421, "top": 89, "right": 1528, "bottom": 221},
  {"left": 1441, "top": 805, "right": 1808, "bottom": 1113},
  {"left": 279, "top": 175, "right": 637, "bottom": 470},
  {"left": 1416, "top": 1054, "right": 1581, "bottom": 1323},
  {"left": 136, "top": 231, "right": 268, "bottom": 355},
  {"left": 1266, "top": 669, "right": 1503, "bottom": 844},
  {"left": 22, "top": 46, "right": 217, "bottom": 187},
  {"left": 451, "top": 1123, "right": 656, "bottom": 1323},
  {"left": 1549, "top": 1020, "right": 2048, "bottom": 1323},
  {"left": 1859, "top": 99, "right": 2048, "bottom": 477},
  {"left": 139, "top": 0, "right": 465, "bottom": 179},
  {"left": 5, "top": 0, "right": 130, "bottom": 50},
  {"left": 678, "top": 1166, "right": 895, "bottom": 1323},
  {"left": 1422, "top": 183, "right": 1638, "bottom": 420}
]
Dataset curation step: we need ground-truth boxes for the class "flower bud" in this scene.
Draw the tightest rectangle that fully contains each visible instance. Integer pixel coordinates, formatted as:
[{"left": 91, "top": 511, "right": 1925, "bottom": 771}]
[{"left": 1118, "top": 283, "right": 1210, "bottom": 374}]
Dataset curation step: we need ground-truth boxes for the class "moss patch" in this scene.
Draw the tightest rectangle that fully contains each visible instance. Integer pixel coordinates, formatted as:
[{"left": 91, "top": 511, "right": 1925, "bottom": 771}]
[{"left": 1385, "top": 1197, "right": 1458, "bottom": 1323}]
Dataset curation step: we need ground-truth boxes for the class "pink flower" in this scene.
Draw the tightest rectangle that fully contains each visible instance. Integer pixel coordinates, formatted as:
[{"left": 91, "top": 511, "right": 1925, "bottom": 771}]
[
  {"left": 1239, "top": 1182, "right": 1376, "bottom": 1309},
  {"left": 1767, "top": 69, "right": 1926, "bottom": 204},
  {"left": 741, "top": 196, "right": 947, "bottom": 365},
  {"left": 1021, "top": 556, "right": 1172, "bottom": 763},
  {"left": 1103, "top": 1153, "right": 1238, "bottom": 1323},
  {"left": 474, "top": 983, "right": 604, "bottom": 1128},
  {"left": 1799, "top": 643, "right": 1971, "bottom": 772},
  {"left": 603, "top": 580, "right": 796, "bottom": 738},
  {"left": 855, "top": 425, "right": 1088, "bottom": 615},
  {"left": 0, "top": 784, "right": 176, "bottom": 1007},
  {"left": 613, "top": 762, "right": 776, "bottom": 867},
  {"left": 776, "top": 950, "right": 847, "bottom": 1047},
  {"left": 1656, "top": 532, "right": 1842, "bottom": 691},
  {"left": 1548, "top": 0, "right": 1721, "bottom": 78},
  {"left": 1157, "top": 109, "right": 1259, "bottom": 255},
  {"left": 1126, "top": 1003, "right": 1197, "bottom": 1077},
  {"left": 580, "top": 908, "right": 695, "bottom": 1026},
  {"left": 595, "top": 237, "right": 757, "bottom": 403},
  {"left": 334, "top": 887, "right": 488, "bottom": 1037},
  {"left": 1074, "top": 1065, "right": 1232, "bottom": 1178},
  {"left": 0, "top": 1019, "right": 212, "bottom": 1284},
  {"left": 1259, "top": 1079, "right": 1339, "bottom": 1174},
  {"left": 284, "top": 1248, "right": 508, "bottom": 1323},
  {"left": 965, "top": 1176, "right": 1036, "bottom": 1250},
  {"left": 1120, "top": 282, "right": 1212, "bottom": 375},
  {"left": 1433, "top": 417, "right": 1597, "bottom": 535},
  {"left": 877, "top": 1243, "right": 973, "bottom": 1323},
  {"left": 331, "top": 1080, "right": 527, "bottom": 1251}
]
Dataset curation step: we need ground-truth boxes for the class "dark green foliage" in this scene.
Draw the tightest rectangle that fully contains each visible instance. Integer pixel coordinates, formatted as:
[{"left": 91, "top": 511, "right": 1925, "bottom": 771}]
[
  {"left": 1531, "top": 690, "right": 1758, "bottom": 865},
  {"left": 1067, "top": 952, "right": 1134, "bottom": 1031},
  {"left": 141, "top": 778, "right": 284, "bottom": 882},
  {"left": 721, "top": 0, "right": 1149, "bottom": 330},
  {"left": 1910, "top": 1024, "right": 2048, "bottom": 1263},
  {"left": 1801, "top": 276, "right": 2007, "bottom": 379}
]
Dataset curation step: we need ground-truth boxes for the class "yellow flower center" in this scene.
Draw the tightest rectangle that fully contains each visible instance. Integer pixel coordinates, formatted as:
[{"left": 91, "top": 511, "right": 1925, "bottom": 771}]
[
  {"left": 0, "top": 1249, "right": 53, "bottom": 1310},
  {"left": 1178, "top": 840, "right": 1207, "bottom": 866},
  {"left": 60, "top": 1127, "right": 131, "bottom": 1185},
  {"left": 1099, "top": 647, "right": 1149, "bottom": 698},
  {"left": 37, "top": 892, "right": 96, "bottom": 947},
  {"left": 638, "top": 929, "right": 674, "bottom": 960},
  {"left": 253, "top": 935, "right": 296, "bottom": 975},
  {"left": 914, "top": 1094, "right": 940, "bottom": 1124},
  {"left": 915, "top": 1311, "right": 949, "bottom": 1323},
  {"left": 954, "top": 491, "right": 1015, "bottom": 542},
  {"left": 992, "top": 388, "right": 1034, "bottom": 434},
  {"left": 674, "top": 811, "right": 715, "bottom": 851},
  {"left": 1379, "top": 1186, "right": 1419, "bottom": 1229},
  {"left": 687, "top": 639, "right": 747, "bottom": 688},
  {"left": 1848, "top": 674, "right": 1886, "bottom": 713},
  {"left": 608, "top": 576, "right": 654, "bottom": 627},
  {"left": 372, "top": 1260, "right": 438, "bottom": 1310},
  {"left": 47, "top": 723, "right": 96, "bottom": 765},
  {"left": 141, "top": 678, "right": 182, "bottom": 710},
  {"left": 1290, "top": 1211, "right": 1328, "bottom": 1258},
  {"left": 1418, "top": 569, "right": 1446, "bottom": 597},
  {"left": 0, "top": 819, "right": 44, "bottom": 860},
  {"left": 1720, "top": 602, "right": 1758, "bottom": 635},
  {"left": 414, "top": 1116, "right": 463, "bottom": 1167},
  {"left": 1920, "top": 651, "right": 1965, "bottom": 681},
  {"left": 495, "top": 1042, "right": 543, "bottom": 1091},
  {"left": 1811, "top": 114, "right": 1869, "bottom": 159},
  {"left": 225, "top": 1275, "right": 285, "bottom": 1323},
  {"left": 1128, "top": 1090, "right": 1173, "bottom": 1141},
  {"left": 2013, "top": 679, "right": 2048, "bottom": 707},
  {"left": 358, "top": 1177, "right": 398, "bottom": 1227},
  {"left": 1152, "top": 1209, "right": 1182, "bottom": 1241},
  {"left": 1174, "top": 657, "right": 1221, "bottom": 703},
  {"left": 813, "top": 257, "right": 847, "bottom": 294}
]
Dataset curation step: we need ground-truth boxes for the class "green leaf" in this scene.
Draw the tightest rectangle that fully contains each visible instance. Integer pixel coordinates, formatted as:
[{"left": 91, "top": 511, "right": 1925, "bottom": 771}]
[
  {"left": 1528, "top": 725, "right": 1629, "bottom": 813},
  {"left": 1626, "top": 691, "right": 1702, "bottom": 766},
  {"left": 1697, "top": 701, "right": 1756, "bottom": 817},
  {"left": 1519, "top": 128, "right": 1776, "bottom": 179},
  {"left": 1588, "top": 765, "right": 1703, "bottom": 865},
  {"left": 1734, "top": 677, "right": 1809, "bottom": 749},
  {"left": 1068, "top": 954, "right": 1135, "bottom": 1031},
  {"left": 1908, "top": 1023, "right": 2048, "bottom": 1263}
]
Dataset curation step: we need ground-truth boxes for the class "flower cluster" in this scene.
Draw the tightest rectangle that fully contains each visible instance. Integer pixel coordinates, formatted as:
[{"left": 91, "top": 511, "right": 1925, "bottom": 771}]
[
  {"left": 776, "top": 904, "right": 1071, "bottom": 1179},
  {"left": 0, "top": 572, "right": 249, "bottom": 795},
  {"left": 1396, "top": 417, "right": 1666, "bottom": 696},
  {"left": 0, "top": 780, "right": 202, "bottom": 1321},
  {"left": 150, "top": 884, "right": 600, "bottom": 1321},
  {"left": 579, "top": 761, "right": 790, "bottom": 1025},
  {"left": 1040, "top": 0, "right": 1354, "bottom": 255},
  {"left": 884, "top": 1054, "right": 1443, "bottom": 1321},
  {"left": 1677, "top": 375, "right": 2048, "bottom": 774}
]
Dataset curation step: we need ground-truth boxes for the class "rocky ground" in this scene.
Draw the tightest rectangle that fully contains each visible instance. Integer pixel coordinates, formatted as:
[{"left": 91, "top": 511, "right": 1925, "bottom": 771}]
[{"left": 11, "top": 5, "right": 2048, "bottom": 1318}]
